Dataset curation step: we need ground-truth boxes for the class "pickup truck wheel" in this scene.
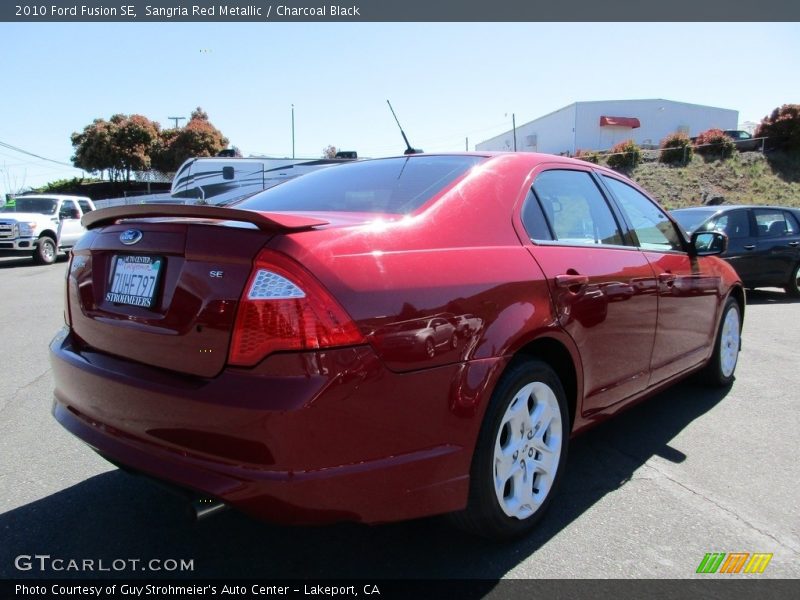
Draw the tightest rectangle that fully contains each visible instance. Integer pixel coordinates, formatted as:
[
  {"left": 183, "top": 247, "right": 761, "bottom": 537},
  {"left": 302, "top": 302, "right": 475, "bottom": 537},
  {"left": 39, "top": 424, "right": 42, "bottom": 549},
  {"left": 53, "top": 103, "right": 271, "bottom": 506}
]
[{"left": 33, "top": 236, "right": 57, "bottom": 265}]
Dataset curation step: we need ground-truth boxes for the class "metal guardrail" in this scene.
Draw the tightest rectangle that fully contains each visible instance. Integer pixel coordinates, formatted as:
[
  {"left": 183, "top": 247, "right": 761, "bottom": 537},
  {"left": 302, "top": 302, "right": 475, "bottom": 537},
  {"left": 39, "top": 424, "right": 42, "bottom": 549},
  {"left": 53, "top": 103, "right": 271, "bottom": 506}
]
[{"left": 577, "top": 136, "right": 768, "bottom": 161}]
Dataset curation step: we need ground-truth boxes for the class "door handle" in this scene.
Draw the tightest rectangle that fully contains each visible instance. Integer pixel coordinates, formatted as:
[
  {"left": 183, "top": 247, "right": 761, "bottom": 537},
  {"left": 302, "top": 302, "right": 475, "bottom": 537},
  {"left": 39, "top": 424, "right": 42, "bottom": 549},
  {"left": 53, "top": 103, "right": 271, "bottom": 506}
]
[
  {"left": 743, "top": 245, "right": 756, "bottom": 250},
  {"left": 658, "top": 273, "right": 677, "bottom": 286},
  {"left": 555, "top": 274, "right": 589, "bottom": 289}
]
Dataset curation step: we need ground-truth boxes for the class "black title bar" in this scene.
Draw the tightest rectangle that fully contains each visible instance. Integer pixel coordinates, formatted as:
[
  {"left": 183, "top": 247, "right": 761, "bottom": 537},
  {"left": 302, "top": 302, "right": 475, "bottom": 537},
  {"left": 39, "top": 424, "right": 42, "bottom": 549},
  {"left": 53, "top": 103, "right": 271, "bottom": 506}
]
[
  {"left": 4, "top": 579, "right": 800, "bottom": 600},
  {"left": 3, "top": 0, "right": 800, "bottom": 22}
]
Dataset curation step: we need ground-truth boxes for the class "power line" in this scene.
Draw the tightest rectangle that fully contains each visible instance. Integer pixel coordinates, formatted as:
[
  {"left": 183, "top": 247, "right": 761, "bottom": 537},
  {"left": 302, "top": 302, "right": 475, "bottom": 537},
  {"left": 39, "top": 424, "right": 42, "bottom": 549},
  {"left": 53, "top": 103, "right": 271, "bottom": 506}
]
[
  {"left": 0, "top": 153, "right": 77, "bottom": 171},
  {"left": 0, "top": 139, "right": 74, "bottom": 167}
]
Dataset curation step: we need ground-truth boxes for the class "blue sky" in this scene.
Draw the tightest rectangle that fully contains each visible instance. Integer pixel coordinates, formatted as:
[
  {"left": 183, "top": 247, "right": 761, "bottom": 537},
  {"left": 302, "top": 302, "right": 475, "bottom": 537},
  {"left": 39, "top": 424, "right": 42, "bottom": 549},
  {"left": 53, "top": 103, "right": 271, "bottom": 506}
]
[{"left": 1, "top": 22, "right": 798, "bottom": 196}]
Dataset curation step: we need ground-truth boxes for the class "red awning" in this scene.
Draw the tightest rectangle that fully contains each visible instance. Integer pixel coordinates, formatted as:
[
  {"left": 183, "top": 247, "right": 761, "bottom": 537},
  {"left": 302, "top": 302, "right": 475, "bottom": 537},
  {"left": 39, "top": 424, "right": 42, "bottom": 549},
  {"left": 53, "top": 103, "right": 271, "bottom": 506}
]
[{"left": 599, "top": 116, "right": 641, "bottom": 128}]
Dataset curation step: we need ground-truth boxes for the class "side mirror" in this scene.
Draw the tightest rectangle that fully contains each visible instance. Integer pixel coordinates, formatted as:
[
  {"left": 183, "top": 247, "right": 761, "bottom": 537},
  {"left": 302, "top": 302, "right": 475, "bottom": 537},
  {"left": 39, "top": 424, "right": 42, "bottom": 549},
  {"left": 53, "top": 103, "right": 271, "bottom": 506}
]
[{"left": 691, "top": 230, "right": 728, "bottom": 256}]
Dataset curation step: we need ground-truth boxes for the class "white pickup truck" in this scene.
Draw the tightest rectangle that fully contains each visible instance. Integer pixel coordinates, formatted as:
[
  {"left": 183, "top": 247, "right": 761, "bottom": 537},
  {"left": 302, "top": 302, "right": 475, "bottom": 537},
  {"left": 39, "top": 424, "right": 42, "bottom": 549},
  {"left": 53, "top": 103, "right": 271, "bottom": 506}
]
[{"left": 0, "top": 195, "right": 96, "bottom": 264}]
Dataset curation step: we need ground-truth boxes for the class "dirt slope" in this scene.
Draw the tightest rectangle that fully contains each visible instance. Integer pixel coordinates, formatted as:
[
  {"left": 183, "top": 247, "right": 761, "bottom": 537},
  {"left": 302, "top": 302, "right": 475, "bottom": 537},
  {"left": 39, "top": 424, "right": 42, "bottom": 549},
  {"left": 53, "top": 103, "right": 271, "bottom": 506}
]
[{"left": 622, "top": 151, "right": 800, "bottom": 210}]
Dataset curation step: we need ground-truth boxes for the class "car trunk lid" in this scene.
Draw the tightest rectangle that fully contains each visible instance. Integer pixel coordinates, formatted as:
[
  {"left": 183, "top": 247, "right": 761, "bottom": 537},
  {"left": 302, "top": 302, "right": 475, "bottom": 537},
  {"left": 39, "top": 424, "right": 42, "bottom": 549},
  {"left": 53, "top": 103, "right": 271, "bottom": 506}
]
[{"left": 68, "top": 206, "right": 328, "bottom": 377}]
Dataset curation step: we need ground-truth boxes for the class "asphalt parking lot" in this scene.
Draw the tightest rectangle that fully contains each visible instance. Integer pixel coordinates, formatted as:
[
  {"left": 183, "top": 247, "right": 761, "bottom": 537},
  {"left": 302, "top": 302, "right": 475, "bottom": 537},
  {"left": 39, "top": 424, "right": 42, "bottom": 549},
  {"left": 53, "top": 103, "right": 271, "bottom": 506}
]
[{"left": 0, "top": 255, "right": 798, "bottom": 580}]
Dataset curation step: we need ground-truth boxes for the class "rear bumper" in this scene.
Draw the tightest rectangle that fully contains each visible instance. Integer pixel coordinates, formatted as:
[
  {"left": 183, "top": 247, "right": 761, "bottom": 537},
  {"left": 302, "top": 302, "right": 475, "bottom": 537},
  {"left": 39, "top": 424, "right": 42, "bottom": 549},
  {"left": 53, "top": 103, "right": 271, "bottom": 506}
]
[{"left": 50, "top": 327, "right": 490, "bottom": 524}]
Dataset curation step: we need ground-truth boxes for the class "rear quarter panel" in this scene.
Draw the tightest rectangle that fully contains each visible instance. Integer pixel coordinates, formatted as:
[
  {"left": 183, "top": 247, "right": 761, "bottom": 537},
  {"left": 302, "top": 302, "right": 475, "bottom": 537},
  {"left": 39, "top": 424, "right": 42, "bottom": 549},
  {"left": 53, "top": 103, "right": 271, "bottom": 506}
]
[{"left": 268, "top": 155, "right": 562, "bottom": 373}]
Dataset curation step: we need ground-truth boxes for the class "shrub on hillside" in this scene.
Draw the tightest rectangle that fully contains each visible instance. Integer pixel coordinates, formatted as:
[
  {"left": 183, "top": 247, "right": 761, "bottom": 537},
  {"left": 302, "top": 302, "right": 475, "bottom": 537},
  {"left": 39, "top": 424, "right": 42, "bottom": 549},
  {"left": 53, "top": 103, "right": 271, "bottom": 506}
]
[
  {"left": 574, "top": 149, "right": 600, "bottom": 164},
  {"left": 606, "top": 140, "right": 642, "bottom": 170},
  {"left": 32, "top": 177, "right": 100, "bottom": 195},
  {"left": 694, "top": 128, "right": 736, "bottom": 159},
  {"left": 755, "top": 104, "right": 800, "bottom": 153},
  {"left": 659, "top": 133, "right": 693, "bottom": 165}
]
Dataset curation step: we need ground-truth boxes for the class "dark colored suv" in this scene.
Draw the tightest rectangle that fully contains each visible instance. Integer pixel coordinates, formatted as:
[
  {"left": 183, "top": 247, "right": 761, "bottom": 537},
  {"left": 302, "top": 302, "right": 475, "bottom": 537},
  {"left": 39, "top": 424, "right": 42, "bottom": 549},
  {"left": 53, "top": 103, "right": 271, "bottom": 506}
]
[{"left": 672, "top": 205, "right": 800, "bottom": 295}]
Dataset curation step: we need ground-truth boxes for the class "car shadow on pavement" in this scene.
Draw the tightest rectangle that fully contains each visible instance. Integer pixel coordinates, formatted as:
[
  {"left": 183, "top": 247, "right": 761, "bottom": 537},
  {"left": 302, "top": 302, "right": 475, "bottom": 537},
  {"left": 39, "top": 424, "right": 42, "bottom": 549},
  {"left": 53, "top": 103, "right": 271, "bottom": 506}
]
[
  {"left": 0, "top": 257, "right": 36, "bottom": 269},
  {"left": 745, "top": 289, "right": 798, "bottom": 305},
  {"left": 0, "top": 381, "right": 729, "bottom": 580},
  {"left": 0, "top": 255, "right": 68, "bottom": 269}
]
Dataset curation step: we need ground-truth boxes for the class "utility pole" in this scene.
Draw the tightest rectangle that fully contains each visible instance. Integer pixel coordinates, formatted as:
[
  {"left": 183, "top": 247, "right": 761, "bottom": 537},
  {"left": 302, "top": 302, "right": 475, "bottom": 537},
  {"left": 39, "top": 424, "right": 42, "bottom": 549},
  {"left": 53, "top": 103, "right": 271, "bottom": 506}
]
[
  {"left": 465, "top": 137, "right": 469, "bottom": 151},
  {"left": 291, "top": 104, "right": 295, "bottom": 159},
  {"left": 168, "top": 116, "right": 185, "bottom": 129},
  {"left": 512, "top": 113, "right": 517, "bottom": 152}
]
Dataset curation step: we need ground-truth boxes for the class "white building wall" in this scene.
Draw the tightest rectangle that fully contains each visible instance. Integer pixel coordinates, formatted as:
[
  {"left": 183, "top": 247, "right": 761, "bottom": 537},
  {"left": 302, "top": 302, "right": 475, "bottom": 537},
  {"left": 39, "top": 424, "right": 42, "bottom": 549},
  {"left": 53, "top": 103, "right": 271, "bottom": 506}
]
[
  {"left": 476, "top": 104, "right": 576, "bottom": 154},
  {"left": 477, "top": 99, "right": 738, "bottom": 156},
  {"left": 574, "top": 100, "right": 738, "bottom": 152}
]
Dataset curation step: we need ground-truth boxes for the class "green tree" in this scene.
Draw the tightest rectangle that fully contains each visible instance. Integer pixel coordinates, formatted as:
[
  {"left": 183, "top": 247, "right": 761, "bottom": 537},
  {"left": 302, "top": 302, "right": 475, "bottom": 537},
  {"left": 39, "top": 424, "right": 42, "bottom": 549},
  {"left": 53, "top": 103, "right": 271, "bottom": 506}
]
[
  {"left": 322, "top": 145, "right": 338, "bottom": 159},
  {"left": 151, "top": 127, "right": 181, "bottom": 173},
  {"left": 111, "top": 114, "right": 161, "bottom": 181},
  {"left": 71, "top": 114, "right": 160, "bottom": 182},
  {"left": 152, "top": 107, "right": 229, "bottom": 172},
  {"left": 71, "top": 118, "right": 115, "bottom": 179}
]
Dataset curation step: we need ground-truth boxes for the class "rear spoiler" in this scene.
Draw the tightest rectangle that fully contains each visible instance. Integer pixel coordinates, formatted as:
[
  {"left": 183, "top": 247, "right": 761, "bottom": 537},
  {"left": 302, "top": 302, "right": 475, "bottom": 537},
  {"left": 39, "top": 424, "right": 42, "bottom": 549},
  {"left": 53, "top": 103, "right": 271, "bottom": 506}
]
[{"left": 82, "top": 204, "right": 329, "bottom": 232}]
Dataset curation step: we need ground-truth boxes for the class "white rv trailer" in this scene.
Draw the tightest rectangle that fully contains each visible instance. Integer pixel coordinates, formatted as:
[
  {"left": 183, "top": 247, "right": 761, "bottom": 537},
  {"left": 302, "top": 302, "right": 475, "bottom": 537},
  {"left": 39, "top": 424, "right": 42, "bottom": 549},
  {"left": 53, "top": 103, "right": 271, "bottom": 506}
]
[{"left": 170, "top": 156, "right": 354, "bottom": 206}]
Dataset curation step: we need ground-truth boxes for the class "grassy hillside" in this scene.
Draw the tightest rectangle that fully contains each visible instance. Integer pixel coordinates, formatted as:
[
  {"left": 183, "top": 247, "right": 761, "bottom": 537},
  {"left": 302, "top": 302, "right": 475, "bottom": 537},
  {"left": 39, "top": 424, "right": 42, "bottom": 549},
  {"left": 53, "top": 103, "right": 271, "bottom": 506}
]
[{"left": 617, "top": 151, "right": 800, "bottom": 210}]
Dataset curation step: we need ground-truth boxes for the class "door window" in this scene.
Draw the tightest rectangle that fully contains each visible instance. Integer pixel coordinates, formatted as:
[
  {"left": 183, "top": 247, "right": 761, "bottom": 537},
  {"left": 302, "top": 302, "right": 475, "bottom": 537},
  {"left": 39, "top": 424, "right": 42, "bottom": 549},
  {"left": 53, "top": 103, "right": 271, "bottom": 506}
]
[
  {"left": 754, "top": 209, "right": 797, "bottom": 237},
  {"left": 707, "top": 209, "right": 750, "bottom": 239},
  {"left": 529, "top": 170, "right": 623, "bottom": 246},
  {"left": 59, "top": 200, "right": 78, "bottom": 219},
  {"left": 602, "top": 176, "right": 683, "bottom": 252}
]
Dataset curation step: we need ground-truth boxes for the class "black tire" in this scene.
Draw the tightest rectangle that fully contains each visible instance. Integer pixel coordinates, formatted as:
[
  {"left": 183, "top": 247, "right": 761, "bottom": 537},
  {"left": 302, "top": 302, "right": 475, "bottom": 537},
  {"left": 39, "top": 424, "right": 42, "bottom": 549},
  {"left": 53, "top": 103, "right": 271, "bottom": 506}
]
[
  {"left": 449, "top": 358, "right": 569, "bottom": 539},
  {"left": 785, "top": 263, "right": 800, "bottom": 298},
  {"left": 33, "top": 236, "right": 57, "bottom": 265},
  {"left": 698, "top": 296, "right": 741, "bottom": 387}
]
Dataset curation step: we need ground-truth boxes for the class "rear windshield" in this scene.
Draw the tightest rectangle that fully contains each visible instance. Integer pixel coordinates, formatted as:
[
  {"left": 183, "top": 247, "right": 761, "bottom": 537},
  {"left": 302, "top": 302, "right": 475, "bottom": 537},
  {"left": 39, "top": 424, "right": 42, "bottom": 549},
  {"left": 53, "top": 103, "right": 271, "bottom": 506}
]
[
  {"left": 4, "top": 197, "right": 58, "bottom": 215},
  {"left": 671, "top": 208, "right": 716, "bottom": 232},
  {"left": 235, "top": 155, "right": 486, "bottom": 215}
]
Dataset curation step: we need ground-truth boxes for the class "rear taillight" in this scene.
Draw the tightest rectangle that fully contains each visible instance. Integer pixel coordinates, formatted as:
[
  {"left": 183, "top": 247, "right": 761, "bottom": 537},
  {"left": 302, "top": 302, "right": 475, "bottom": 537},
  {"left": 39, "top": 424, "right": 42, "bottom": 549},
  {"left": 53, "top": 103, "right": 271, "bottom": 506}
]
[{"left": 228, "top": 249, "right": 365, "bottom": 366}]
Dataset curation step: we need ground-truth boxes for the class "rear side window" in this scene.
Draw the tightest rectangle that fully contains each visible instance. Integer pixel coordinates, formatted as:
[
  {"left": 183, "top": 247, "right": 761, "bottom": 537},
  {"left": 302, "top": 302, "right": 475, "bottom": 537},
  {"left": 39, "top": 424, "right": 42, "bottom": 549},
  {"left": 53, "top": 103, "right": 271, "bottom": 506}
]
[
  {"left": 236, "top": 155, "right": 485, "bottom": 215},
  {"left": 78, "top": 200, "right": 93, "bottom": 214},
  {"left": 530, "top": 170, "right": 623, "bottom": 246},
  {"left": 754, "top": 209, "right": 798, "bottom": 237},
  {"left": 11, "top": 197, "right": 57, "bottom": 215},
  {"left": 520, "top": 190, "right": 553, "bottom": 240},
  {"left": 602, "top": 176, "right": 683, "bottom": 252}
]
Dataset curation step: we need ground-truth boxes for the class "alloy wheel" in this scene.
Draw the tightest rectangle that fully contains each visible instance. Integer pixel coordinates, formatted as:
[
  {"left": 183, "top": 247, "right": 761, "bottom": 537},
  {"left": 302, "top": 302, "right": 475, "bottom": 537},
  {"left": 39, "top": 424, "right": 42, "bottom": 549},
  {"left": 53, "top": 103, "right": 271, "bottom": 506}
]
[
  {"left": 493, "top": 381, "right": 563, "bottom": 519},
  {"left": 719, "top": 305, "right": 740, "bottom": 378}
]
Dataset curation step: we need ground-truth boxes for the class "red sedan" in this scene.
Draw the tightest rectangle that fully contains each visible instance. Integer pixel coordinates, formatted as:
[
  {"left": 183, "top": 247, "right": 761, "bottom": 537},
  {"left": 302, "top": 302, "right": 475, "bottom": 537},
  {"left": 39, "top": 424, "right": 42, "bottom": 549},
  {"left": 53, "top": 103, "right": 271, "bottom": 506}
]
[{"left": 50, "top": 153, "right": 743, "bottom": 538}]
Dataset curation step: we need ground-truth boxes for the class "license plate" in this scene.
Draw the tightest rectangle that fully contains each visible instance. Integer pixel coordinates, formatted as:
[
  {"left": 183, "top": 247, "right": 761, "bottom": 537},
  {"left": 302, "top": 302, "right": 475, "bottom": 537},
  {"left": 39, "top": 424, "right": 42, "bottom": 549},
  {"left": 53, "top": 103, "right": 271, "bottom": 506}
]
[{"left": 105, "top": 255, "right": 163, "bottom": 308}]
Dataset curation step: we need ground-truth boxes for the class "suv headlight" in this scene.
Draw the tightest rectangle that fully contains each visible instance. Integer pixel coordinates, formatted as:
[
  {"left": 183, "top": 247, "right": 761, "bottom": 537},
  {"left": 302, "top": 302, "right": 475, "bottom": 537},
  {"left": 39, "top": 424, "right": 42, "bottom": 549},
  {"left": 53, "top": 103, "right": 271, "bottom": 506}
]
[{"left": 18, "top": 222, "right": 37, "bottom": 237}]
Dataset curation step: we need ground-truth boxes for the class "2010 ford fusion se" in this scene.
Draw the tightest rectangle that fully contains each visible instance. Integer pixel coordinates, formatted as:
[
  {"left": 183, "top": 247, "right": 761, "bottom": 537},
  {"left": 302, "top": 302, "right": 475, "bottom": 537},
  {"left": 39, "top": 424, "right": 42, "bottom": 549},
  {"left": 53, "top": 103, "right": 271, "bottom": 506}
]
[{"left": 50, "top": 153, "right": 743, "bottom": 539}]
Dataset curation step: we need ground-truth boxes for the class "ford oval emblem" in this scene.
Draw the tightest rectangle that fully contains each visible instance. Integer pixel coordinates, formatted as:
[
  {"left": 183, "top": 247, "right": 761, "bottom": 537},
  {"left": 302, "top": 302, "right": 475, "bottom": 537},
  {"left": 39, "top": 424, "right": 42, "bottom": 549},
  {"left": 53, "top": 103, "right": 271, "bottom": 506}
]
[{"left": 120, "top": 229, "right": 143, "bottom": 245}]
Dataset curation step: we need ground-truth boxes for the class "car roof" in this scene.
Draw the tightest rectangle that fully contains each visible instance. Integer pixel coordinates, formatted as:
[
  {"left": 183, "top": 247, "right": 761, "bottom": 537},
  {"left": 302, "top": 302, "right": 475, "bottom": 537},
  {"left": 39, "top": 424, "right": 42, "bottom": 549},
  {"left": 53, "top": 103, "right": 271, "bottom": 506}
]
[
  {"left": 13, "top": 194, "right": 91, "bottom": 201},
  {"left": 403, "top": 151, "right": 627, "bottom": 177}
]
